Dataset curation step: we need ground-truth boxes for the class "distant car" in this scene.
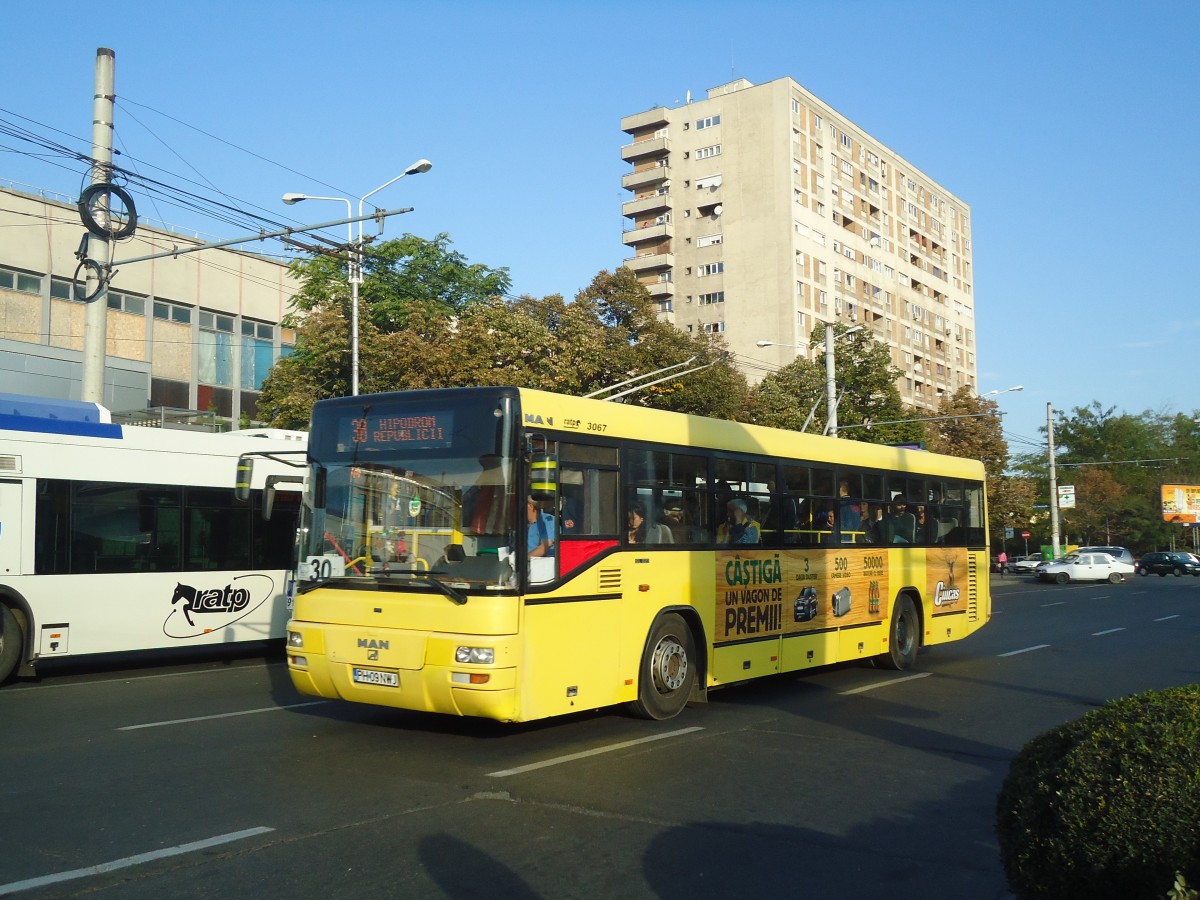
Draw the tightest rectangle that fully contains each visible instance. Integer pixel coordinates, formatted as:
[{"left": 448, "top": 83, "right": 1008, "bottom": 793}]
[
  {"left": 1136, "top": 551, "right": 1200, "bottom": 577},
  {"left": 1037, "top": 552, "right": 1134, "bottom": 584},
  {"left": 1075, "top": 546, "right": 1135, "bottom": 567},
  {"left": 1008, "top": 555, "right": 1045, "bottom": 574}
]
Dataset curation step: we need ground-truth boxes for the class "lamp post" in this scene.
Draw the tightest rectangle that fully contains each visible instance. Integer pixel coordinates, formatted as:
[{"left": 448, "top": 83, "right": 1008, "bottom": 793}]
[
  {"left": 283, "top": 158, "right": 431, "bottom": 396},
  {"left": 758, "top": 322, "right": 862, "bottom": 436},
  {"left": 979, "top": 385, "right": 1024, "bottom": 399}
]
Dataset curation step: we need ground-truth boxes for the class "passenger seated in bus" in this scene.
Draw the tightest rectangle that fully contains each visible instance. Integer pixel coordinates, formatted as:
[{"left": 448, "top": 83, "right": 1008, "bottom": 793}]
[
  {"left": 882, "top": 496, "right": 917, "bottom": 544},
  {"left": 815, "top": 504, "right": 838, "bottom": 545},
  {"left": 718, "top": 498, "right": 760, "bottom": 545},
  {"left": 627, "top": 501, "right": 673, "bottom": 544},
  {"left": 662, "top": 504, "right": 687, "bottom": 542},
  {"left": 862, "top": 504, "right": 885, "bottom": 544},
  {"left": 527, "top": 495, "right": 556, "bottom": 557}
]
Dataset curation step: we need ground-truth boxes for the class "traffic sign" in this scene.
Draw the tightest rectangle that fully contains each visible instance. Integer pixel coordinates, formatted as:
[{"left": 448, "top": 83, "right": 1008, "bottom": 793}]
[{"left": 1021, "top": 530, "right": 1031, "bottom": 539}]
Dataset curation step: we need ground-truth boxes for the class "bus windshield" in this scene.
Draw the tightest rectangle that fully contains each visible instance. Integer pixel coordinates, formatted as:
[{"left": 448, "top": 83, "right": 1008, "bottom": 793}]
[{"left": 299, "top": 390, "right": 519, "bottom": 591}]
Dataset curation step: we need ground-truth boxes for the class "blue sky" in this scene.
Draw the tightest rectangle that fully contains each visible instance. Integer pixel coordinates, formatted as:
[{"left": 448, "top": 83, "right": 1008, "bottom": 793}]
[{"left": 3, "top": 0, "right": 1197, "bottom": 454}]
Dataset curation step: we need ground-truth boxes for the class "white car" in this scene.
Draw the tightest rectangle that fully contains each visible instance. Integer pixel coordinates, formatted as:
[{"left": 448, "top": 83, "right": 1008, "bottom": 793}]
[
  {"left": 1036, "top": 552, "right": 1135, "bottom": 584},
  {"left": 1007, "top": 555, "right": 1045, "bottom": 573}
]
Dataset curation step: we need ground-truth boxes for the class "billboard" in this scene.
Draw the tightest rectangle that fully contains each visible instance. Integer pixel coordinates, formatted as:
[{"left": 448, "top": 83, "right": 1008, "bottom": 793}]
[{"left": 1161, "top": 484, "right": 1200, "bottom": 523}]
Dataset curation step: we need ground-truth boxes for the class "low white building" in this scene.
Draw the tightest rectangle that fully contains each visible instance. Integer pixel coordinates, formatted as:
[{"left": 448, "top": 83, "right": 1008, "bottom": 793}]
[{"left": 0, "top": 183, "right": 297, "bottom": 423}]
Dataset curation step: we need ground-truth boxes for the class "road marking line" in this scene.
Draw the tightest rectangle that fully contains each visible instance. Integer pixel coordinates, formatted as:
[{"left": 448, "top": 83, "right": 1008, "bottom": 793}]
[
  {"left": 487, "top": 727, "right": 704, "bottom": 778},
  {"left": 1040, "top": 601, "right": 1066, "bottom": 607},
  {"left": 118, "top": 701, "right": 327, "bottom": 731},
  {"left": 840, "top": 672, "right": 932, "bottom": 695},
  {"left": 1092, "top": 628, "right": 1126, "bottom": 636},
  {"left": 999, "top": 644, "right": 1050, "bottom": 657},
  {"left": 1154, "top": 615, "right": 1181, "bottom": 622},
  {"left": 0, "top": 827, "right": 274, "bottom": 895}
]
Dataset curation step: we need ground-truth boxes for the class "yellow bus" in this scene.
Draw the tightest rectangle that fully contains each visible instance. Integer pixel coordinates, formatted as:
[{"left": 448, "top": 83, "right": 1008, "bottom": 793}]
[{"left": 278, "top": 386, "right": 989, "bottom": 722}]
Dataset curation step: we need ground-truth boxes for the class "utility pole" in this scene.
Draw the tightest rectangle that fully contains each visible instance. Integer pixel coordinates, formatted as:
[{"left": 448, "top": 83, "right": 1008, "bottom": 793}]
[
  {"left": 825, "top": 326, "right": 838, "bottom": 437},
  {"left": 1047, "top": 402, "right": 1061, "bottom": 559},
  {"left": 81, "top": 48, "right": 115, "bottom": 404}
]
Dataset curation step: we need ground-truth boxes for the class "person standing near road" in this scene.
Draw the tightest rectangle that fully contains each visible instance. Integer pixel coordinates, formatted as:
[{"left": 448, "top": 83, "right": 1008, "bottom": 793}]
[{"left": 998, "top": 550, "right": 1008, "bottom": 578}]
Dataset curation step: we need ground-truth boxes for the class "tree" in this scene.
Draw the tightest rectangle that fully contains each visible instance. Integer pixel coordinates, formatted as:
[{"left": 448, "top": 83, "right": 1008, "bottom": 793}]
[
  {"left": 257, "top": 234, "right": 511, "bottom": 426},
  {"left": 925, "top": 387, "right": 1032, "bottom": 548},
  {"left": 746, "top": 322, "right": 920, "bottom": 444}
]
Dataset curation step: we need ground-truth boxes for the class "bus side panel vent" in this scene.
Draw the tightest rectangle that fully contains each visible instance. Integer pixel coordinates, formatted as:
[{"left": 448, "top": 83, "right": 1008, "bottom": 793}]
[
  {"left": 0, "top": 455, "right": 19, "bottom": 473},
  {"left": 967, "top": 555, "right": 979, "bottom": 622},
  {"left": 598, "top": 568, "right": 622, "bottom": 592}
]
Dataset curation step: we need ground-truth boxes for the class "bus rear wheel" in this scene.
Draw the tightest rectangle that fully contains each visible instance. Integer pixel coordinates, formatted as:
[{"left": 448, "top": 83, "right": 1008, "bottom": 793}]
[
  {"left": 877, "top": 594, "right": 918, "bottom": 670},
  {"left": 630, "top": 613, "right": 696, "bottom": 721},
  {"left": 0, "top": 604, "right": 23, "bottom": 684}
]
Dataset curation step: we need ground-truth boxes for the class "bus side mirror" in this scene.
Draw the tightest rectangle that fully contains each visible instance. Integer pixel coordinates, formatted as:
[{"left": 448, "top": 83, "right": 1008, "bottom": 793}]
[
  {"left": 235, "top": 456, "right": 254, "bottom": 503},
  {"left": 263, "top": 474, "right": 304, "bottom": 520}
]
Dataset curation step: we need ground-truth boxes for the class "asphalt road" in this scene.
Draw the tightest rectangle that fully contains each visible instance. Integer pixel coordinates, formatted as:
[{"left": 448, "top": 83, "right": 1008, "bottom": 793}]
[{"left": 1, "top": 573, "right": 1196, "bottom": 899}]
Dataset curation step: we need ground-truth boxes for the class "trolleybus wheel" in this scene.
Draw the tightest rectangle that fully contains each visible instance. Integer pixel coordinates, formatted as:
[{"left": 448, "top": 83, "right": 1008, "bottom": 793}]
[
  {"left": 630, "top": 613, "right": 695, "bottom": 720},
  {"left": 0, "top": 604, "right": 22, "bottom": 684},
  {"left": 877, "top": 594, "right": 918, "bottom": 671}
]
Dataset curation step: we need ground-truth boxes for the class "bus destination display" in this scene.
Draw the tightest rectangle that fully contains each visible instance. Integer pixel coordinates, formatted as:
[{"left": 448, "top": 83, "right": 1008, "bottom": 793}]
[{"left": 349, "top": 412, "right": 454, "bottom": 449}]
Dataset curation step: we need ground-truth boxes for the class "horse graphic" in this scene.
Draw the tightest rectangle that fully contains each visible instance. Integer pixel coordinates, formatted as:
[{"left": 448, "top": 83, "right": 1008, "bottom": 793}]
[{"left": 171, "top": 582, "right": 198, "bottom": 627}]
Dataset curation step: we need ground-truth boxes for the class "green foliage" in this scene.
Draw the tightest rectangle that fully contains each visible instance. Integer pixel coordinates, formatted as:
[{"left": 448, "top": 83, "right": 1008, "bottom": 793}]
[
  {"left": 995, "top": 686, "right": 1200, "bottom": 900},
  {"left": 745, "top": 323, "right": 920, "bottom": 445},
  {"left": 1010, "top": 402, "right": 1200, "bottom": 554}
]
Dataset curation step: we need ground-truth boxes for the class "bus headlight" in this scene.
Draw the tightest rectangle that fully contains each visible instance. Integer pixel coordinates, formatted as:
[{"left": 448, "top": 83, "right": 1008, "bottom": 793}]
[
  {"left": 455, "top": 646, "right": 494, "bottom": 665},
  {"left": 287, "top": 631, "right": 304, "bottom": 648}
]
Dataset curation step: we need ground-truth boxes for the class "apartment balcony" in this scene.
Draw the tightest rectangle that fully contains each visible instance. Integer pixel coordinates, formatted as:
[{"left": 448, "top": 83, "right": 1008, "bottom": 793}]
[
  {"left": 622, "top": 165, "right": 670, "bottom": 192},
  {"left": 644, "top": 280, "right": 675, "bottom": 300},
  {"left": 621, "top": 221, "right": 673, "bottom": 247},
  {"left": 654, "top": 303, "right": 675, "bottom": 325},
  {"left": 621, "top": 107, "right": 670, "bottom": 134},
  {"left": 623, "top": 252, "right": 674, "bottom": 273},
  {"left": 621, "top": 192, "right": 672, "bottom": 218},
  {"left": 621, "top": 136, "right": 670, "bottom": 163}
]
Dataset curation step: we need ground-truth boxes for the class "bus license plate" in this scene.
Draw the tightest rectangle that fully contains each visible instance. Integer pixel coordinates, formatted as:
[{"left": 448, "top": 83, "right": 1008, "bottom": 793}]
[{"left": 352, "top": 667, "right": 399, "bottom": 687}]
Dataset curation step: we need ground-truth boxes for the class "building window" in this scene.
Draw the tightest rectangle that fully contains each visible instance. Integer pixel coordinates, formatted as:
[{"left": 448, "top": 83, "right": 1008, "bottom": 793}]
[
  {"left": 241, "top": 320, "right": 276, "bottom": 391},
  {"left": 0, "top": 266, "right": 42, "bottom": 294},
  {"left": 695, "top": 114, "right": 720, "bottom": 130},
  {"left": 50, "top": 276, "right": 80, "bottom": 301},
  {"left": 154, "top": 300, "right": 192, "bottom": 325},
  {"left": 199, "top": 310, "right": 235, "bottom": 388},
  {"left": 840, "top": 131, "right": 852, "bottom": 149},
  {"left": 792, "top": 98, "right": 800, "bottom": 114},
  {"left": 696, "top": 233, "right": 723, "bottom": 248},
  {"left": 698, "top": 263, "right": 724, "bottom": 277},
  {"left": 698, "top": 291, "right": 725, "bottom": 305},
  {"left": 107, "top": 289, "right": 146, "bottom": 315},
  {"left": 695, "top": 144, "right": 722, "bottom": 160},
  {"left": 701, "top": 321, "right": 726, "bottom": 334}
]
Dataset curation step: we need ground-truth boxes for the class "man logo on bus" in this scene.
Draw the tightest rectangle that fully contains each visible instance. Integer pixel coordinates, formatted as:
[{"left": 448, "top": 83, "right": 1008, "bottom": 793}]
[{"left": 163, "top": 573, "right": 276, "bottom": 638}]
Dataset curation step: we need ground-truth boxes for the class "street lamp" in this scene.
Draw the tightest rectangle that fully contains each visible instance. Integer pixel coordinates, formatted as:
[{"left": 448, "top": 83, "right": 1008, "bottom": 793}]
[
  {"left": 758, "top": 322, "right": 862, "bottom": 436},
  {"left": 979, "top": 385, "right": 1024, "bottom": 398},
  {"left": 282, "top": 158, "right": 432, "bottom": 396}
]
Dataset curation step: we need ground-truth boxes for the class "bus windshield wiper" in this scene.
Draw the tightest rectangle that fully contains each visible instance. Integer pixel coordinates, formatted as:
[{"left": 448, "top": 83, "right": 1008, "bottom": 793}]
[{"left": 404, "top": 570, "right": 468, "bottom": 605}]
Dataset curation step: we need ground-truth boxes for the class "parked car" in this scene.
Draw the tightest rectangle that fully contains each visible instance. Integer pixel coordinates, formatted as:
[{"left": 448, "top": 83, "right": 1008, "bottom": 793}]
[
  {"left": 1037, "top": 551, "right": 1135, "bottom": 584},
  {"left": 1075, "top": 546, "right": 1136, "bottom": 567},
  {"left": 1008, "top": 555, "right": 1045, "bottom": 574},
  {"left": 1136, "top": 551, "right": 1200, "bottom": 577}
]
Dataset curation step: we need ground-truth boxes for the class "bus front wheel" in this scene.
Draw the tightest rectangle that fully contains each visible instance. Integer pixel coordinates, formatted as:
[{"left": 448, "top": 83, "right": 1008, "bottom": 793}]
[
  {"left": 0, "top": 604, "right": 23, "bottom": 684},
  {"left": 877, "top": 595, "right": 918, "bottom": 671},
  {"left": 630, "top": 613, "right": 696, "bottom": 720}
]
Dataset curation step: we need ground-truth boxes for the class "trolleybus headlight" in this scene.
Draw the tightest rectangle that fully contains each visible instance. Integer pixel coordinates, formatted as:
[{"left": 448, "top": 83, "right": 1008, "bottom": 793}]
[
  {"left": 287, "top": 630, "right": 304, "bottom": 648},
  {"left": 455, "top": 646, "right": 494, "bottom": 665}
]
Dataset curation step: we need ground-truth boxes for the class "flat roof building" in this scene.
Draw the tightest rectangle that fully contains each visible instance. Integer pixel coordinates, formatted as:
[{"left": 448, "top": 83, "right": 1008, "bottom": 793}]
[
  {"left": 620, "top": 76, "right": 976, "bottom": 409},
  {"left": 0, "top": 183, "right": 296, "bottom": 423}
]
